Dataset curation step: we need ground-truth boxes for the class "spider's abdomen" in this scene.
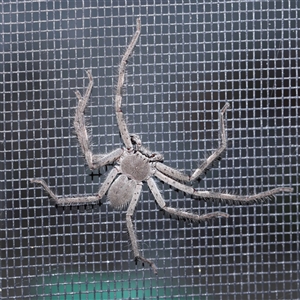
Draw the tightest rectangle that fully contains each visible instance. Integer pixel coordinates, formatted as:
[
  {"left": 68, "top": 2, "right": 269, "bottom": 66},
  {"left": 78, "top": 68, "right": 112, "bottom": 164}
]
[
  {"left": 107, "top": 174, "right": 136, "bottom": 209},
  {"left": 120, "top": 153, "right": 151, "bottom": 181}
]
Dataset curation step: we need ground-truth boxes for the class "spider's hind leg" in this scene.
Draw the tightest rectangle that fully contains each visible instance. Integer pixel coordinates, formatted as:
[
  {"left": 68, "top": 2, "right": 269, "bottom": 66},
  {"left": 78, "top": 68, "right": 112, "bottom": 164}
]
[
  {"left": 126, "top": 183, "right": 158, "bottom": 274},
  {"left": 30, "top": 178, "right": 100, "bottom": 206},
  {"left": 147, "top": 177, "right": 229, "bottom": 222},
  {"left": 30, "top": 168, "right": 120, "bottom": 206},
  {"left": 154, "top": 169, "right": 293, "bottom": 205}
]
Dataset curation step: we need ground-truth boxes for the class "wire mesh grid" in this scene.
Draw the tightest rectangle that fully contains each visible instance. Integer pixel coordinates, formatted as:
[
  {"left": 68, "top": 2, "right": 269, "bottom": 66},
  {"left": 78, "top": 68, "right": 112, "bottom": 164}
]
[{"left": 0, "top": 1, "right": 299, "bottom": 299}]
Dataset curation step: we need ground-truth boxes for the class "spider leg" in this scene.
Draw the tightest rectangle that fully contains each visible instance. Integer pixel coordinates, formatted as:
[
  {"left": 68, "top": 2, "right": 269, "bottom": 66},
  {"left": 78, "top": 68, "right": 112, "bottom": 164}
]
[
  {"left": 147, "top": 178, "right": 229, "bottom": 221},
  {"left": 154, "top": 169, "right": 293, "bottom": 204},
  {"left": 115, "top": 18, "right": 141, "bottom": 150},
  {"left": 74, "top": 70, "right": 94, "bottom": 168},
  {"left": 92, "top": 148, "right": 123, "bottom": 169},
  {"left": 155, "top": 103, "right": 230, "bottom": 182},
  {"left": 30, "top": 178, "right": 99, "bottom": 206},
  {"left": 97, "top": 167, "right": 119, "bottom": 198},
  {"left": 74, "top": 71, "right": 123, "bottom": 169},
  {"left": 190, "top": 103, "right": 230, "bottom": 181},
  {"left": 155, "top": 162, "right": 190, "bottom": 182},
  {"left": 30, "top": 168, "right": 119, "bottom": 206},
  {"left": 126, "top": 182, "right": 158, "bottom": 274}
]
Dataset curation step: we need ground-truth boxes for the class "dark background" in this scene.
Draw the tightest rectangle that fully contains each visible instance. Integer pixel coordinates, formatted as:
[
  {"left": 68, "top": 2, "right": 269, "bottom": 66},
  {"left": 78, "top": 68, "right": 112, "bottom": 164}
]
[{"left": 0, "top": 1, "right": 299, "bottom": 299}]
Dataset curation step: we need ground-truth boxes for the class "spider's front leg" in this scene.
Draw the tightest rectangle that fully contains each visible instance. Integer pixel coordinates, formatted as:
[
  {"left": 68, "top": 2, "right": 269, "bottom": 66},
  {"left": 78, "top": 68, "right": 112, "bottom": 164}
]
[
  {"left": 155, "top": 103, "right": 230, "bottom": 182},
  {"left": 126, "top": 183, "right": 158, "bottom": 274},
  {"left": 74, "top": 70, "right": 123, "bottom": 170},
  {"left": 115, "top": 18, "right": 141, "bottom": 150}
]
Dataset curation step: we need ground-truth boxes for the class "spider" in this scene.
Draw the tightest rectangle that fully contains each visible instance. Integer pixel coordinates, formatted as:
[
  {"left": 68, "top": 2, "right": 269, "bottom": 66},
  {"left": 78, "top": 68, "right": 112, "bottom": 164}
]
[{"left": 31, "top": 18, "right": 293, "bottom": 274}]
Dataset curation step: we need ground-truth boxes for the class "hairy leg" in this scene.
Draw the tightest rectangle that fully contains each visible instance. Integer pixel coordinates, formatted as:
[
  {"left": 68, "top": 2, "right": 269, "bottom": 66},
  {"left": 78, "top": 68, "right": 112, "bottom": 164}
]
[
  {"left": 74, "top": 71, "right": 122, "bottom": 169},
  {"left": 126, "top": 183, "right": 158, "bottom": 274},
  {"left": 30, "top": 178, "right": 99, "bottom": 206},
  {"left": 115, "top": 18, "right": 141, "bottom": 150},
  {"left": 92, "top": 148, "right": 123, "bottom": 168},
  {"left": 147, "top": 178, "right": 229, "bottom": 222},
  {"left": 155, "top": 103, "right": 230, "bottom": 182},
  {"left": 31, "top": 168, "right": 119, "bottom": 206},
  {"left": 154, "top": 169, "right": 293, "bottom": 204}
]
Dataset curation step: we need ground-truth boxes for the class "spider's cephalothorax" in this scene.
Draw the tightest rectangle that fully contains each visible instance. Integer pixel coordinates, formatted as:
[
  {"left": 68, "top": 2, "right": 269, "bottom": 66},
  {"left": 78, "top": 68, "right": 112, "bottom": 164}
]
[
  {"left": 31, "top": 18, "right": 293, "bottom": 274},
  {"left": 120, "top": 151, "right": 152, "bottom": 182}
]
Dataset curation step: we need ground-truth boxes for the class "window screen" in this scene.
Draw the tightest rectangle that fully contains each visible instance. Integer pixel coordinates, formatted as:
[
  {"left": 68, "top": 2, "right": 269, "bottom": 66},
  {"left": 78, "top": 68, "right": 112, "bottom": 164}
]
[{"left": 1, "top": 1, "right": 299, "bottom": 299}]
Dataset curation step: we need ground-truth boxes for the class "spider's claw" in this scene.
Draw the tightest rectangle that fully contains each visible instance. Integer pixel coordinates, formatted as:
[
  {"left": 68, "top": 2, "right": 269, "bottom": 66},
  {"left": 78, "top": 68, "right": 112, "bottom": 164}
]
[
  {"left": 30, "top": 178, "right": 40, "bottom": 184},
  {"left": 85, "top": 69, "right": 93, "bottom": 82},
  {"left": 221, "top": 102, "right": 230, "bottom": 114},
  {"left": 135, "top": 256, "right": 158, "bottom": 275}
]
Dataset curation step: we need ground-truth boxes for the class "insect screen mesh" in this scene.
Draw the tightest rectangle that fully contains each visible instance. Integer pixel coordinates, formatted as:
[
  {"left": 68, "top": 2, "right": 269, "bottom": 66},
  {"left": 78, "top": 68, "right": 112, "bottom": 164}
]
[{"left": 1, "top": 1, "right": 299, "bottom": 299}]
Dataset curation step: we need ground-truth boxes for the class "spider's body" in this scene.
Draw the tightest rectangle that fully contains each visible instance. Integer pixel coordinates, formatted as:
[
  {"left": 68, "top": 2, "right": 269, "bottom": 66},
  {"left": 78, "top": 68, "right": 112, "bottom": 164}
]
[
  {"left": 108, "top": 150, "right": 155, "bottom": 209},
  {"left": 119, "top": 151, "right": 153, "bottom": 182},
  {"left": 31, "top": 18, "right": 293, "bottom": 274}
]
